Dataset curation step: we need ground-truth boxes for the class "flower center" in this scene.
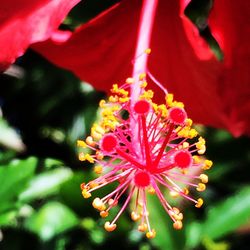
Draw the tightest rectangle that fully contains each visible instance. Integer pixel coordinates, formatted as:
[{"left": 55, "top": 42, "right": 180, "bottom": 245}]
[
  {"left": 174, "top": 150, "right": 192, "bottom": 168},
  {"left": 134, "top": 171, "right": 150, "bottom": 187}
]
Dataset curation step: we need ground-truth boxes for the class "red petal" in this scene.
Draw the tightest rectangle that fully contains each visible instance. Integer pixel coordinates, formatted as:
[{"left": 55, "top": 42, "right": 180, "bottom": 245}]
[
  {"left": 33, "top": 0, "right": 140, "bottom": 89},
  {"left": 0, "top": 0, "right": 80, "bottom": 71},
  {"left": 33, "top": 0, "right": 249, "bottom": 136},
  {"left": 208, "top": 0, "right": 250, "bottom": 136}
]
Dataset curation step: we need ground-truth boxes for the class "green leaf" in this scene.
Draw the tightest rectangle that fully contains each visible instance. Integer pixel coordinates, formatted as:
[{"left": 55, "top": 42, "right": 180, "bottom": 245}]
[
  {"left": 44, "top": 158, "right": 64, "bottom": 169},
  {"left": 0, "top": 118, "right": 25, "bottom": 152},
  {"left": 19, "top": 168, "right": 73, "bottom": 202},
  {"left": 185, "top": 221, "right": 202, "bottom": 249},
  {"left": 0, "top": 210, "right": 17, "bottom": 226},
  {"left": 202, "top": 237, "right": 230, "bottom": 250},
  {"left": 25, "top": 202, "right": 79, "bottom": 241},
  {"left": 203, "top": 186, "right": 250, "bottom": 239},
  {"left": 0, "top": 157, "right": 37, "bottom": 212}
]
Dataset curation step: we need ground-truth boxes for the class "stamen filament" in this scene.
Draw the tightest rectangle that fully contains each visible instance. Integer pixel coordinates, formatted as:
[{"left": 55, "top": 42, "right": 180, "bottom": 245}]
[
  {"left": 116, "top": 147, "right": 145, "bottom": 170},
  {"left": 111, "top": 186, "right": 135, "bottom": 224},
  {"left": 141, "top": 115, "right": 152, "bottom": 166},
  {"left": 153, "top": 123, "right": 175, "bottom": 167}
]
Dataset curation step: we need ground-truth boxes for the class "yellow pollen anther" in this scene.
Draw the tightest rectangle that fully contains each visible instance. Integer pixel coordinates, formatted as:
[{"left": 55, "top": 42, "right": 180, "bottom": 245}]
[
  {"left": 181, "top": 169, "right": 188, "bottom": 175},
  {"left": 195, "top": 198, "right": 204, "bottom": 208},
  {"left": 108, "top": 199, "right": 118, "bottom": 207},
  {"left": 148, "top": 186, "right": 155, "bottom": 195},
  {"left": 196, "top": 183, "right": 206, "bottom": 192},
  {"left": 81, "top": 189, "right": 91, "bottom": 199},
  {"left": 104, "top": 222, "right": 117, "bottom": 232},
  {"left": 94, "top": 165, "right": 103, "bottom": 174},
  {"left": 100, "top": 211, "right": 109, "bottom": 218},
  {"left": 189, "top": 128, "right": 198, "bottom": 138},
  {"left": 177, "top": 126, "right": 190, "bottom": 138},
  {"left": 172, "top": 207, "right": 180, "bottom": 214},
  {"left": 185, "top": 118, "right": 193, "bottom": 127},
  {"left": 78, "top": 152, "right": 85, "bottom": 162},
  {"left": 198, "top": 145, "right": 206, "bottom": 154},
  {"left": 119, "top": 97, "right": 129, "bottom": 103},
  {"left": 202, "top": 160, "right": 213, "bottom": 170},
  {"left": 166, "top": 93, "right": 174, "bottom": 106},
  {"left": 86, "top": 136, "right": 96, "bottom": 147},
  {"left": 138, "top": 223, "right": 147, "bottom": 232},
  {"left": 92, "top": 131, "right": 103, "bottom": 140},
  {"left": 111, "top": 84, "right": 118, "bottom": 92},
  {"left": 193, "top": 155, "right": 201, "bottom": 164},
  {"left": 172, "top": 212, "right": 183, "bottom": 221},
  {"left": 139, "top": 73, "right": 146, "bottom": 80},
  {"left": 94, "top": 125, "right": 105, "bottom": 135},
  {"left": 109, "top": 95, "right": 119, "bottom": 103},
  {"left": 145, "top": 48, "right": 151, "bottom": 54},
  {"left": 183, "top": 188, "right": 189, "bottom": 195},
  {"left": 157, "top": 104, "right": 168, "bottom": 117},
  {"left": 126, "top": 77, "right": 135, "bottom": 84},
  {"left": 140, "top": 81, "right": 148, "bottom": 88},
  {"left": 172, "top": 101, "right": 184, "bottom": 108},
  {"left": 96, "top": 151, "right": 104, "bottom": 160},
  {"left": 84, "top": 154, "right": 95, "bottom": 163},
  {"left": 77, "top": 140, "right": 87, "bottom": 148},
  {"left": 196, "top": 137, "right": 206, "bottom": 151},
  {"left": 173, "top": 220, "right": 183, "bottom": 230},
  {"left": 182, "top": 142, "right": 189, "bottom": 149},
  {"left": 89, "top": 181, "right": 98, "bottom": 189},
  {"left": 199, "top": 174, "right": 208, "bottom": 183},
  {"left": 99, "top": 99, "right": 106, "bottom": 108},
  {"left": 140, "top": 90, "right": 154, "bottom": 100},
  {"left": 131, "top": 211, "right": 141, "bottom": 221},
  {"left": 146, "top": 229, "right": 156, "bottom": 239},
  {"left": 92, "top": 198, "right": 106, "bottom": 211}
]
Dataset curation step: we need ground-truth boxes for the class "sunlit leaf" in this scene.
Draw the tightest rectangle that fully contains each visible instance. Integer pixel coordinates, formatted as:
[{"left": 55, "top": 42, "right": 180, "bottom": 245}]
[
  {"left": 19, "top": 168, "right": 73, "bottom": 202},
  {"left": 25, "top": 202, "right": 79, "bottom": 241},
  {"left": 0, "top": 117, "right": 25, "bottom": 152},
  {"left": 0, "top": 210, "right": 17, "bottom": 226},
  {"left": 185, "top": 221, "right": 202, "bottom": 248},
  {"left": 203, "top": 186, "right": 250, "bottom": 239},
  {"left": 0, "top": 157, "right": 37, "bottom": 212}
]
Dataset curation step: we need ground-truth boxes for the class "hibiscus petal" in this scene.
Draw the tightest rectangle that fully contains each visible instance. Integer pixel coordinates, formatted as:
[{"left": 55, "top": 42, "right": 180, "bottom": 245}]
[
  {"left": 0, "top": 0, "right": 80, "bottom": 71},
  {"left": 33, "top": 0, "right": 249, "bottom": 136},
  {"left": 148, "top": 0, "right": 227, "bottom": 131},
  {"left": 208, "top": 0, "right": 250, "bottom": 136},
  {"left": 33, "top": 0, "right": 140, "bottom": 89}
]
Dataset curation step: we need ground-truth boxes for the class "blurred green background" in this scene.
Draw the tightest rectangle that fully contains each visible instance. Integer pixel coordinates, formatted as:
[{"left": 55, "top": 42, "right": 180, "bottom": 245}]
[{"left": 0, "top": 0, "right": 249, "bottom": 249}]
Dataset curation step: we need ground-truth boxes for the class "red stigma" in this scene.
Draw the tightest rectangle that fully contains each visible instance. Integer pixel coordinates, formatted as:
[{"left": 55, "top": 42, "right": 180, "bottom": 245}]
[
  {"left": 134, "top": 100, "right": 150, "bottom": 114},
  {"left": 100, "top": 134, "right": 118, "bottom": 153},
  {"left": 134, "top": 171, "right": 150, "bottom": 187},
  {"left": 169, "top": 107, "right": 187, "bottom": 124},
  {"left": 174, "top": 150, "right": 192, "bottom": 168}
]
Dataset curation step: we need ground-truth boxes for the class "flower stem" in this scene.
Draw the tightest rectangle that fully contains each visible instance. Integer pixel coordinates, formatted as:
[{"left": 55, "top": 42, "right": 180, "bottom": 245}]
[
  {"left": 131, "top": 0, "right": 158, "bottom": 103},
  {"left": 130, "top": 0, "right": 158, "bottom": 150}
]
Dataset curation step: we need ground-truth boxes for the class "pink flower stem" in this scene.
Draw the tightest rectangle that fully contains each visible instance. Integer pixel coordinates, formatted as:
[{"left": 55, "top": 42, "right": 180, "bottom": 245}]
[
  {"left": 130, "top": 0, "right": 158, "bottom": 149},
  {"left": 131, "top": 0, "right": 158, "bottom": 102}
]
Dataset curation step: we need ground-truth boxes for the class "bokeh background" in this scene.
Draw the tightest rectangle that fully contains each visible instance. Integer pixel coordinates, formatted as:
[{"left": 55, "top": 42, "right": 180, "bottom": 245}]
[{"left": 0, "top": 0, "right": 250, "bottom": 249}]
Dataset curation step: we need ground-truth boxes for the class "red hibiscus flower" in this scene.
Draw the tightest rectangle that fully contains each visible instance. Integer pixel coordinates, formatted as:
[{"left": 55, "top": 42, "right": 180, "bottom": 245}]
[
  {"left": 0, "top": 0, "right": 80, "bottom": 71},
  {"left": 31, "top": 0, "right": 250, "bottom": 137}
]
